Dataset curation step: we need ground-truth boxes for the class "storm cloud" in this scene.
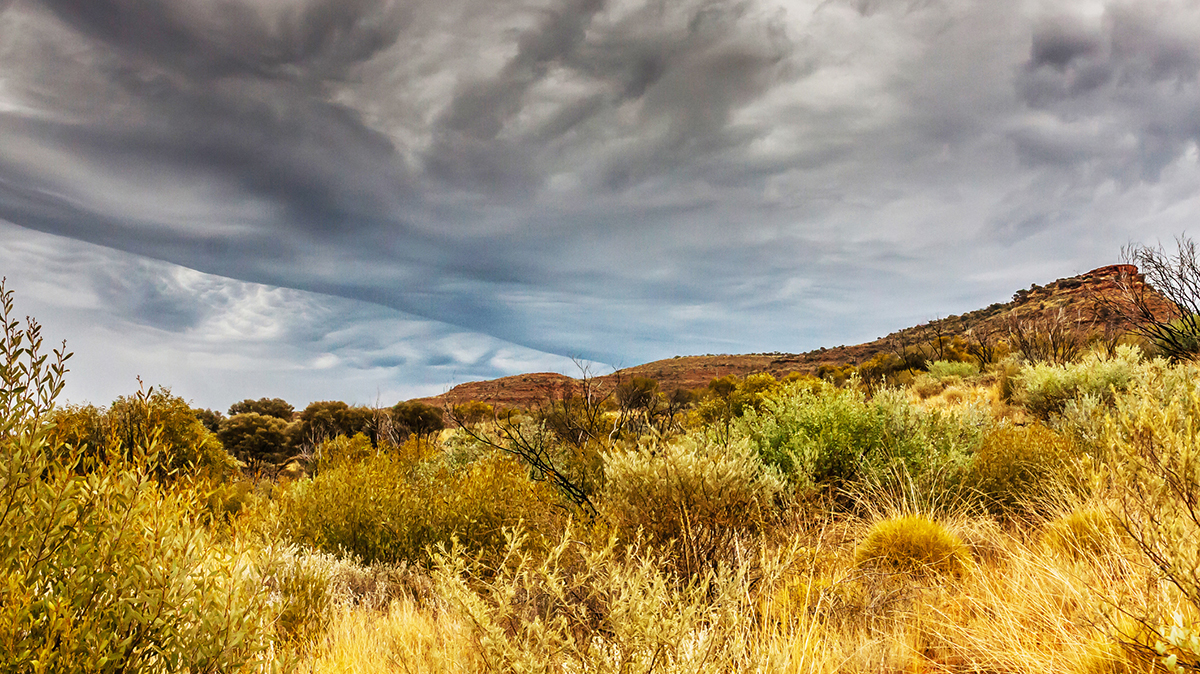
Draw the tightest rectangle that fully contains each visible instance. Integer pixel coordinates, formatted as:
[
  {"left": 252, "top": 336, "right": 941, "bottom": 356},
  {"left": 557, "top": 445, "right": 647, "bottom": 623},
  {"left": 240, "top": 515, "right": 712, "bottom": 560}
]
[{"left": 3, "top": 0, "right": 1200, "bottom": 406}]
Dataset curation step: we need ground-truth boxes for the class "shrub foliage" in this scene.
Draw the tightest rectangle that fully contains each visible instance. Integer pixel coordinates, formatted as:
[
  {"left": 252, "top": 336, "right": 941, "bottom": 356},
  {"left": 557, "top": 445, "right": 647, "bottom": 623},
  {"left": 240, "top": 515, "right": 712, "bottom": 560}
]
[{"left": 0, "top": 281, "right": 276, "bottom": 672}]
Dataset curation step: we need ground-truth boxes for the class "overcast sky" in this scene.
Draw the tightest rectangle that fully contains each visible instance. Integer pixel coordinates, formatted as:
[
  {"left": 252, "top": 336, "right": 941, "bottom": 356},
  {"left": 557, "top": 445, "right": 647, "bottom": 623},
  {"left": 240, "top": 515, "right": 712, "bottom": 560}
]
[{"left": 2, "top": 0, "right": 1200, "bottom": 410}]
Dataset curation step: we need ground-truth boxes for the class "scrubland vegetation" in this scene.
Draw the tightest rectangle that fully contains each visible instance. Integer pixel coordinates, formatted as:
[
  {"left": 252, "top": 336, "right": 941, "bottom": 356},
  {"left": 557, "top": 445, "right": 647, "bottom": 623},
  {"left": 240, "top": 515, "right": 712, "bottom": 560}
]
[{"left": 5, "top": 261, "right": 1200, "bottom": 672}]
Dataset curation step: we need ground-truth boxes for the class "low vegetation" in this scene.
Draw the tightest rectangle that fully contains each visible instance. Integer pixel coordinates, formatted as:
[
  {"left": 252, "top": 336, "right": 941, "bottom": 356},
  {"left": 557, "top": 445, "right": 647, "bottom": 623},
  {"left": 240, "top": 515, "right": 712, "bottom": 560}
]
[{"left": 6, "top": 245, "right": 1200, "bottom": 674}]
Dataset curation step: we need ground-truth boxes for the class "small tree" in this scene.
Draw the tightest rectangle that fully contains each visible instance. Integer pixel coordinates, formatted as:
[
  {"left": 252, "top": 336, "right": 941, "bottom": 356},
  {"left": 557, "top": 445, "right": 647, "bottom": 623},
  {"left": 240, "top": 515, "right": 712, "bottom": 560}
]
[
  {"left": 447, "top": 366, "right": 615, "bottom": 518},
  {"left": 391, "top": 400, "right": 445, "bottom": 444},
  {"left": 192, "top": 407, "right": 224, "bottom": 433},
  {"left": 218, "top": 412, "right": 291, "bottom": 465},
  {"left": 1094, "top": 237, "right": 1200, "bottom": 362},
  {"left": 228, "top": 397, "right": 294, "bottom": 421},
  {"left": 291, "top": 400, "right": 374, "bottom": 451},
  {"left": 107, "top": 385, "right": 236, "bottom": 479}
]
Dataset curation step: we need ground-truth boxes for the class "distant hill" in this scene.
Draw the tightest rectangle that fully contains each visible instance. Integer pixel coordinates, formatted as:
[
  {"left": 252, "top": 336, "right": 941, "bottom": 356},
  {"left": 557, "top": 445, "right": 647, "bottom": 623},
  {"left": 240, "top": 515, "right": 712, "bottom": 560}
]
[{"left": 415, "top": 264, "right": 1172, "bottom": 410}]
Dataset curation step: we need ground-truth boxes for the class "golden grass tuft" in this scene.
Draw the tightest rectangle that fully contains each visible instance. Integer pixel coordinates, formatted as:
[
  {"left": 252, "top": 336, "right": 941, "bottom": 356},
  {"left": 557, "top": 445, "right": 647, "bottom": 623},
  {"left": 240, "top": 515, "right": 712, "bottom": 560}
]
[
  {"left": 1042, "top": 509, "right": 1128, "bottom": 562},
  {"left": 854, "top": 515, "right": 973, "bottom": 578}
]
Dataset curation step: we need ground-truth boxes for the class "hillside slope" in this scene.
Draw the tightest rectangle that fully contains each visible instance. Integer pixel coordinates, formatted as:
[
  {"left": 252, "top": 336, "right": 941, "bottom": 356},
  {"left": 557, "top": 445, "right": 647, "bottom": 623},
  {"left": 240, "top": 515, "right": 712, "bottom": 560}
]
[{"left": 417, "top": 265, "right": 1171, "bottom": 409}]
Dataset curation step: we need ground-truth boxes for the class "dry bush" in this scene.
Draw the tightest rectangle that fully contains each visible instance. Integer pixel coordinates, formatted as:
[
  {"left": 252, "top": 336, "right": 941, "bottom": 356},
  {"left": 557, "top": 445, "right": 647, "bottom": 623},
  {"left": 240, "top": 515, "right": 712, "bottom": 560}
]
[
  {"left": 1042, "top": 509, "right": 1130, "bottom": 563},
  {"left": 426, "top": 526, "right": 835, "bottom": 674},
  {"left": 964, "top": 423, "right": 1079, "bottom": 517},
  {"left": 282, "top": 445, "right": 563, "bottom": 567},
  {"left": 601, "top": 436, "right": 786, "bottom": 577},
  {"left": 912, "top": 374, "right": 945, "bottom": 399}
]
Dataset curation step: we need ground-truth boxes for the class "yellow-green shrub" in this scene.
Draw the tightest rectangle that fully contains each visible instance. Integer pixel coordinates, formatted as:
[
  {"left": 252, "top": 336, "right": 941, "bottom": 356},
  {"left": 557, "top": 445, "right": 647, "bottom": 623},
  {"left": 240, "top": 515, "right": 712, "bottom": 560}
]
[
  {"left": 601, "top": 436, "right": 785, "bottom": 576},
  {"left": 1104, "top": 361, "right": 1200, "bottom": 671},
  {"left": 0, "top": 283, "right": 275, "bottom": 672},
  {"left": 927, "top": 360, "right": 980, "bottom": 379},
  {"left": 854, "top": 515, "right": 972, "bottom": 578},
  {"left": 737, "top": 383, "right": 984, "bottom": 498},
  {"left": 964, "top": 424, "right": 1078, "bottom": 516},
  {"left": 282, "top": 446, "right": 561, "bottom": 566}
]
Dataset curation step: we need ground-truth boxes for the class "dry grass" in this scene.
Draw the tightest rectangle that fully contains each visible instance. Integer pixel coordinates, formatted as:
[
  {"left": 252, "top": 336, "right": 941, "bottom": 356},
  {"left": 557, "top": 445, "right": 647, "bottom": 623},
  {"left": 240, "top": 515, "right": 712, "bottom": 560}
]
[{"left": 279, "top": 507, "right": 1191, "bottom": 674}]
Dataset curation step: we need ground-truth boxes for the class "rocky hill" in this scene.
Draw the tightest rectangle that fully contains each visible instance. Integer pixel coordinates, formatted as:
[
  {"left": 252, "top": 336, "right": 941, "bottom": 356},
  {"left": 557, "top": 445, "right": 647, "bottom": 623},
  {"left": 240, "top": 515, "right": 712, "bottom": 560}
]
[{"left": 416, "top": 264, "right": 1172, "bottom": 410}]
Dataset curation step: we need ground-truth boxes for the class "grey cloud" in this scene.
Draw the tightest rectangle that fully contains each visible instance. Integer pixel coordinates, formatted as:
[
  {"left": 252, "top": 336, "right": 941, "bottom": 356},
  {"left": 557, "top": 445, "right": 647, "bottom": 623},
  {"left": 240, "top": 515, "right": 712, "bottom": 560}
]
[
  {"left": 437, "top": 0, "right": 605, "bottom": 140},
  {"left": 89, "top": 263, "right": 213, "bottom": 332},
  {"left": 1029, "top": 17, "right": 1101, "bottom": 70},
  {"left": 6, "top": 0, "right": 1200, "bottom": 394},
  {"left": 1015, "top": 2, "right": 1200, "bottom": 178},
  {"left": 426, "top": 0, "right": 792, "bottom": 194},
  {"left": 3, "top": 0, "right": 417, "bottom": 241},
  {"left": 38, "top": 0, "right": 407, "bottom": 80}
]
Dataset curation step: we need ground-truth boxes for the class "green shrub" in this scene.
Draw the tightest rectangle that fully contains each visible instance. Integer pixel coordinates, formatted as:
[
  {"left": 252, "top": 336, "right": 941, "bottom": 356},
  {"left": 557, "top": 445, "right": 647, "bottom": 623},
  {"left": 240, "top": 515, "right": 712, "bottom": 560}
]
[
  {"left": 736, "top": 383, "right": 983, "bottom": 496},
  {"left": 1014, "top": 345, "right": 1140, "bottom": 421},
  {"left": 601, "top": 436, "right": 785, "bottom": 576},
  {"left": 927, "top": 360, "right": 980, "bottom": 379},
  {"left": 854, "top": 515, "right": 972, "bottom": 578},
  {"left": 0, "top": 282, "right": 275, "bottom": 672}
]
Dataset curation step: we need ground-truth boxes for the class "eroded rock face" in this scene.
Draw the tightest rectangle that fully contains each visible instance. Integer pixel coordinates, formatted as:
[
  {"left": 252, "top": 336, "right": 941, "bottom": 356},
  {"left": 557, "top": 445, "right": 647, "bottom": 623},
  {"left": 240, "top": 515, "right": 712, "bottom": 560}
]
[{"left": 415, "top": 265, "right": 1174, "bottom": 411}]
